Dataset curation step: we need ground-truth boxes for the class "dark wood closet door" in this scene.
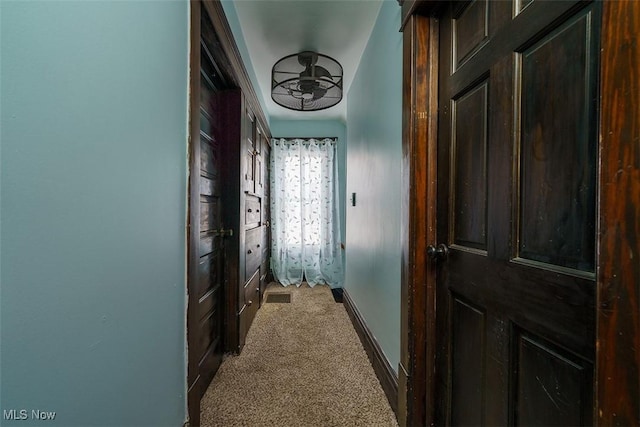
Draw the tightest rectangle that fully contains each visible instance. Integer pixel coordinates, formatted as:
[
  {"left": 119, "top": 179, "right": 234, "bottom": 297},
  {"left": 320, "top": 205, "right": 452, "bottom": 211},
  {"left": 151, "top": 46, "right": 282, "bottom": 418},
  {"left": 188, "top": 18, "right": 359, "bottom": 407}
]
[
  {"left": 195, "top": 33, "right": 226, "bottom": 391},
  {"left": 435, "top": 1, "right": 600, "bottom": 424},
  {"left": 187, "top": 6, "right": 229, "bottom": 426}
]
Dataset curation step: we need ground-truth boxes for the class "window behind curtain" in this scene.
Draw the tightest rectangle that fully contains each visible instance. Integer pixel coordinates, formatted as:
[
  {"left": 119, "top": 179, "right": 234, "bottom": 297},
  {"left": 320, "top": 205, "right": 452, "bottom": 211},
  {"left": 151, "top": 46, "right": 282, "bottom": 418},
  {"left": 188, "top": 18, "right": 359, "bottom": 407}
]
[{"left": 270, "top": 138, "right": 343, "bottom": 287}]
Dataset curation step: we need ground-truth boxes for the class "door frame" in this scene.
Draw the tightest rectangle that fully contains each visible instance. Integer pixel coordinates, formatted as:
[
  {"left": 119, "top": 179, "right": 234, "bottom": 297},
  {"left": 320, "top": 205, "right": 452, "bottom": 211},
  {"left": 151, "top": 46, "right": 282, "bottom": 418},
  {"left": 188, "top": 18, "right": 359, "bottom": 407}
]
[
  {"left": 186, "top": 1, "right": 271, "bottom": 425},
  {"left": 399, "top": 1, "right": 640, "bottom": 426},
  {"left": 187, "top": 2, "right": 204, "bottom": 424}
]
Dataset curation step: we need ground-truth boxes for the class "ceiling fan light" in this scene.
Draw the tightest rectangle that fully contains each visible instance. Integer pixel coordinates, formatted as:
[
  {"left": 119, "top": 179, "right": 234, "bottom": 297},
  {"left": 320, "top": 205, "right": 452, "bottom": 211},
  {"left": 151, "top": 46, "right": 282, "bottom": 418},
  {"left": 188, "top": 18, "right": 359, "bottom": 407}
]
[{"left": 271, "top": 51, "right": 343, "bottom": 112}]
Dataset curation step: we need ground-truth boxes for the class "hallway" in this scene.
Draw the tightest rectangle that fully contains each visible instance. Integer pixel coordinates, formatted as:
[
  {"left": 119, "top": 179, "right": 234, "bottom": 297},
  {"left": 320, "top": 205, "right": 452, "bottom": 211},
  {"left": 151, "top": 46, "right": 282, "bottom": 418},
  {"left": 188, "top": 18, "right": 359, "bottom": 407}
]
[
  {"left": 200, "top": 284, "right": 397, "bottom": 427},
  {"left": 2, "top": 1, "right": 638, "bottom": 426}
]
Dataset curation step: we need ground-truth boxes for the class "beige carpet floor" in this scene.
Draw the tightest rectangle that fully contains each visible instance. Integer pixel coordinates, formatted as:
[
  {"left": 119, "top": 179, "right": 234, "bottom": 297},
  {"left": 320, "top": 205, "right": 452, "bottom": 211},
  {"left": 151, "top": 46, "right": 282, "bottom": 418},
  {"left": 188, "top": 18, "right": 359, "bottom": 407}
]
[{"left": 200, "top": 283, "right": 398, "bottom": 427}]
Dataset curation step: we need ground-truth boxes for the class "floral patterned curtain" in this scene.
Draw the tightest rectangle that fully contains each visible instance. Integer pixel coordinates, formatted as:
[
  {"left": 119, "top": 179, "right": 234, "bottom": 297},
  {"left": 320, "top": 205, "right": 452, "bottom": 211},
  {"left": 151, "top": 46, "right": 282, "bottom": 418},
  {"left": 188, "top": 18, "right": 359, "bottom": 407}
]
[{"left": 270, "top": 138, "right": 343, "bottom": 287}]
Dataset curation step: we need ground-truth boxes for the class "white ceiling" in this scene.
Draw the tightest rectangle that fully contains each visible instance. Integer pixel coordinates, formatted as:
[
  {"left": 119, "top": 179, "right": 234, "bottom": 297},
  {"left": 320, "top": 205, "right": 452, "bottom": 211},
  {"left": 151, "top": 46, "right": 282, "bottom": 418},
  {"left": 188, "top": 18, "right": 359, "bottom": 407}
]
[{"left": 231, "top": 0, "right": 384, "bottom": 122}]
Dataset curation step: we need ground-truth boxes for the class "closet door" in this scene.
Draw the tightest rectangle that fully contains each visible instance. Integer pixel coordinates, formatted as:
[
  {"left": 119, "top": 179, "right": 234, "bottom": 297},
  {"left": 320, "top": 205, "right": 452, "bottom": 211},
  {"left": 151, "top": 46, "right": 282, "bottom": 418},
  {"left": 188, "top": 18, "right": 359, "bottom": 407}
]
[{"left": 187, "top": 5, "right": 229, "bottom": 425}]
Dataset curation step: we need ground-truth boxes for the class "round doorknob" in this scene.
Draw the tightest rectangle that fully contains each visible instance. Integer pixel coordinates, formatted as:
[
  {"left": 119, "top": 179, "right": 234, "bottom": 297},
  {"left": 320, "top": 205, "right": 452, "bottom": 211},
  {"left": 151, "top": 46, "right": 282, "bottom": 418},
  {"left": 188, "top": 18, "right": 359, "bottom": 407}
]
[{"left": 427, "top": 243, "right": 449, "bottom": 261}]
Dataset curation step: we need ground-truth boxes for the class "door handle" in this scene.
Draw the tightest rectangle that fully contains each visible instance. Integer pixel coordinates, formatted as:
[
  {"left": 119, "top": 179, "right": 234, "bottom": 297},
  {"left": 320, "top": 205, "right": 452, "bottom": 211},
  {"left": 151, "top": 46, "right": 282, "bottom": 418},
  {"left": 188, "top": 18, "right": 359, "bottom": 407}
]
[
  {"left": 216, "top": 228, "right": 233, "bottom": 237},
  {"left": 427, "top": 243, "right": 449, "bottom": 261}
]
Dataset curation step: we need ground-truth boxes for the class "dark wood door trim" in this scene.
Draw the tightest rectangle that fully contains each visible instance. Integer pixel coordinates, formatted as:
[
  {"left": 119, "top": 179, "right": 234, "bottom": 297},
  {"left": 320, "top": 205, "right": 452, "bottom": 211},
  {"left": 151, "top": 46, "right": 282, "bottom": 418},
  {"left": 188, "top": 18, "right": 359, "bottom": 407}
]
[
  {"left": 187, "top": 2, "right": 202, "bottom": 425},
  {"left": 596, "top": 1, "right": 640, "bottom": 425},
  {"left": 400, "top": 0, "right": 444, "bottom": 31},
  {"left": 201, "top": 0, "right": 270, "bottom": 136},
  {"left": 399, "top": 12, "right": 439, "bottom": 427}
]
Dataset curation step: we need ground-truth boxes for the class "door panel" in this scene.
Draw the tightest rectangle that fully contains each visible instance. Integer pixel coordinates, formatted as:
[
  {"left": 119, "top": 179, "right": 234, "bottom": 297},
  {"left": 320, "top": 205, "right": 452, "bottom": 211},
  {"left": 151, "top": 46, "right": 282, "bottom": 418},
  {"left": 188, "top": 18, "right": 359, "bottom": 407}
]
[
  {"left": 450, "top": 297, "right": 486, "bottom": 426},
  {"left": 436, "top": 1, "right": 600, "bottom": 425},
  {"left": 196, "top": 253, "right": 220, "bottom": 299},
  {"left": 244, "top": 108, "right": 256, "bottom": 193},
  {"left": 451, "top": 80, "right": 488, "bottom": 251},
  {"left": 453, "top": 0, "right": 489, "bottom": 69},
  {"left": 518, "top": 11, "right": 597, "bottom": 272},
  {"left": 514, "top": 331, "right": 592, "bottom": 426},
  {"left": 255, "top": 154, "right": 263, "bottom": 195}
]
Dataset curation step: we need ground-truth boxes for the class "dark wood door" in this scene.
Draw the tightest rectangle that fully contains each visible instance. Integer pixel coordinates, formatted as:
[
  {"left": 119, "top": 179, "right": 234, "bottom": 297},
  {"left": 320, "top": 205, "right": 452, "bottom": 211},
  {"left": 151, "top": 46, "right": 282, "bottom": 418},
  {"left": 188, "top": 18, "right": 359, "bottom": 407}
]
[
  {"left": 187, "top": 6, "right": 229, "bottom": 426},
  {"left": 435, "top": 1, "right": 600, "bottom": 425}
]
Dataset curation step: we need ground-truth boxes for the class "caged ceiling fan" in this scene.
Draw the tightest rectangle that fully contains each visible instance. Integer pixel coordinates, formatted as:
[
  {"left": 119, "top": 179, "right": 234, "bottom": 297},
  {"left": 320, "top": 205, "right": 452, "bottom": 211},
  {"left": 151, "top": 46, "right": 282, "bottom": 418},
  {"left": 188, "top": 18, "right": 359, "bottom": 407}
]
[{"left": 271, "top": 51, "right": 343, "bottom": 111}]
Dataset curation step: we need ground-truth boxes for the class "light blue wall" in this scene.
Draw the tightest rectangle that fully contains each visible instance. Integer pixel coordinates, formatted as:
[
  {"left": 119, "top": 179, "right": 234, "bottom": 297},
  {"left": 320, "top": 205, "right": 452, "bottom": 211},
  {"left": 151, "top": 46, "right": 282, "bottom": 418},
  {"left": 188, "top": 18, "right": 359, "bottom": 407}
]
[
  {"left": 1, "top": 2, "right": 188, "bottom": 426},
  {"left": 344, "top": 0, "right": 403, "bottom": 373},
  {"left": 270, "top": 119, "right": 347, "bottom": 282},
  {"left": 220, "top": 0, "right": 269, "bottom": 126}
]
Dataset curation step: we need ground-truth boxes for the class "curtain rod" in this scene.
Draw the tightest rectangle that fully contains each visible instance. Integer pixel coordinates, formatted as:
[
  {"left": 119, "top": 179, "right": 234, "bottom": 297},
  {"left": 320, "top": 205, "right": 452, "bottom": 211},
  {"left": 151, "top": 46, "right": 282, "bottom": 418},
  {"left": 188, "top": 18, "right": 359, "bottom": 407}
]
[{"left": 273, "top": 137, "right": 338, "bottom": 143}]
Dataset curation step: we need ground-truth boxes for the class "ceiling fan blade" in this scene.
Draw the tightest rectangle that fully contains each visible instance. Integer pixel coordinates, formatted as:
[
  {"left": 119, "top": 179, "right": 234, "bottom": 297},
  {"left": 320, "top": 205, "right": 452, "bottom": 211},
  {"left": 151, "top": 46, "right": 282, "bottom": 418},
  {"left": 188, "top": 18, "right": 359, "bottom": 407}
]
[{"left": 312, "top": 87, "right": 328, "bottom": 100}]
